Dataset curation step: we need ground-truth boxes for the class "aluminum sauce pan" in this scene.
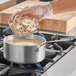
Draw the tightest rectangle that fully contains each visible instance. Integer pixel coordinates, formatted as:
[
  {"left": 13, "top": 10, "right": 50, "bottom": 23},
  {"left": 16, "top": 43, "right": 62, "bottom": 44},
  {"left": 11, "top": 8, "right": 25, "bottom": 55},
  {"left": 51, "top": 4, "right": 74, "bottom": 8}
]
[{"left": 3, "top": 35, "right": 46, "bottom": 64}]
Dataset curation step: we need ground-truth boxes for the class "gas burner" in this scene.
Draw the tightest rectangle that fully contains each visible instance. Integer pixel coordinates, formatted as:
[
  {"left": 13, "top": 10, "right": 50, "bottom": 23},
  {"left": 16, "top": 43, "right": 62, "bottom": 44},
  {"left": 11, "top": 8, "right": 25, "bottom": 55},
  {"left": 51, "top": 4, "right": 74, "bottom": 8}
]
[
  {"left": 0, "top": 27, "right": 76, "bottom": 76},
  {"left": 6, "top": 66, "right": 43, "bottom": 76},
  {"left": 6, "top": 63, "right": 44, "bottom": 76},
  {"left": 10, "top": 62, "right": 42, "bottom": 70}
]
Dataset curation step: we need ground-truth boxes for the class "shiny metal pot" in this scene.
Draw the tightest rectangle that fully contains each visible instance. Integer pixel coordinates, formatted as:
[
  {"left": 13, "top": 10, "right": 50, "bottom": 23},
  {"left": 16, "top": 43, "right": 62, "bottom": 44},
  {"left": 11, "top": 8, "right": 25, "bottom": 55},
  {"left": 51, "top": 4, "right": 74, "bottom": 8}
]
[{"left": 3, "top": 35, "right": 46, "bottom": 64}]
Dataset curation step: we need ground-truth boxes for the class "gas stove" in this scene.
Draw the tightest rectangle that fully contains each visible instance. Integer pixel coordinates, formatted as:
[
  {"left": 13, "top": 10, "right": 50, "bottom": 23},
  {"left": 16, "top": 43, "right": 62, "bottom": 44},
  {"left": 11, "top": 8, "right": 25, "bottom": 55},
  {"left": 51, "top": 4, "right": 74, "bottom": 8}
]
[{"left": 0, "top": 26, "right": 76, "bottom": 76}]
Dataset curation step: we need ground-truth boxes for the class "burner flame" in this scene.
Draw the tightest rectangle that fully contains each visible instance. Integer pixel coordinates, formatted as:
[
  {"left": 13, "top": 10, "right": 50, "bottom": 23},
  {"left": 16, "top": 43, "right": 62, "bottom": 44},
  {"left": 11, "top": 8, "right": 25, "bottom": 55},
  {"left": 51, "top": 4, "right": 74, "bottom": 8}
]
[{"left": 10, "top": 62, "right": 42, "bottom": 69}]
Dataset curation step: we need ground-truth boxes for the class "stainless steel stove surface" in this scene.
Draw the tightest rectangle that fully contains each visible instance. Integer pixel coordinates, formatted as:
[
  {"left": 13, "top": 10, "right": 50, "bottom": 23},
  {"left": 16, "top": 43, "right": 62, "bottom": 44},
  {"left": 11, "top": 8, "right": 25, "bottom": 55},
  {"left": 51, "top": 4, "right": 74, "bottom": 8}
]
[{"left": 0, "top": 26, "right": 76, "bottom": 76}]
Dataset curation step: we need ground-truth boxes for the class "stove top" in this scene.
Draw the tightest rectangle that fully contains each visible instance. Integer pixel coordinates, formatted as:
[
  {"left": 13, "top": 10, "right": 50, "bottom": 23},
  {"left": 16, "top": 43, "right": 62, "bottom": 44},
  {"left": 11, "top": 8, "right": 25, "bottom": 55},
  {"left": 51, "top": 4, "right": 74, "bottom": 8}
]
[{"left": 0, "top": 26, "right": 76, "bottom": 76}]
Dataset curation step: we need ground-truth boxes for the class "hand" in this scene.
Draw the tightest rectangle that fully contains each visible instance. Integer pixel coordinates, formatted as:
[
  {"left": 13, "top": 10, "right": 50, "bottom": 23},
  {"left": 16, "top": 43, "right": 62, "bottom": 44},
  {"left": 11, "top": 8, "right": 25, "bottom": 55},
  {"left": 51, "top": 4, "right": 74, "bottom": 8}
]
[{"left": 12, "top": 2, "right": 52, "bottom": 20}]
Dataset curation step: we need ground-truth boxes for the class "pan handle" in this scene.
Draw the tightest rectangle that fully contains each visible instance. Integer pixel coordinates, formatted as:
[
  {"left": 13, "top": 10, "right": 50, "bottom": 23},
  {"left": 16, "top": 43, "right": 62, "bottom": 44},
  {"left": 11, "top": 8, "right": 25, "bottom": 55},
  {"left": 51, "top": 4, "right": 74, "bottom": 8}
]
[{"left": 38, "top": 38, "right": 74, "bottom": 48}]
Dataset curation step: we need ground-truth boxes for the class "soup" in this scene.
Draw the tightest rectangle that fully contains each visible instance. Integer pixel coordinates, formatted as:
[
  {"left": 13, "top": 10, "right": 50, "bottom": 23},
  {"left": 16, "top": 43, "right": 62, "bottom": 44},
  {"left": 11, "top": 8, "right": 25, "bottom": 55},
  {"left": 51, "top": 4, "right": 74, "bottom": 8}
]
[{"left": 7, "top": 39, "right": 42, "bottom": 46}]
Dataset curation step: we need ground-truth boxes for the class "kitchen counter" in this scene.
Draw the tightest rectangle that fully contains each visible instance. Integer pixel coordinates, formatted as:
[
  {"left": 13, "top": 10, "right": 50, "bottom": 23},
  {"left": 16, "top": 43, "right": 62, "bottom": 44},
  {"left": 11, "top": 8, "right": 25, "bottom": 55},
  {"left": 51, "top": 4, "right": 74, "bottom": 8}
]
[{"left": 0, "top": 0, "right": 76, "bottom": 34}]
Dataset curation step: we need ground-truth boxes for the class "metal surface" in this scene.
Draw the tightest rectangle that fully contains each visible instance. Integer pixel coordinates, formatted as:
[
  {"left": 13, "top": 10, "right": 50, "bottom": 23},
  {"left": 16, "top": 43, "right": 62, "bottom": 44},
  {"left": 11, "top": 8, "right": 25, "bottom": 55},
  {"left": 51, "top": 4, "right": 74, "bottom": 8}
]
[
  {"left": 42, "top": 47, "right": 76, "bottom": 76},
  {"left": 3, "top": 35, "right": 46, "bottom": 64}
]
